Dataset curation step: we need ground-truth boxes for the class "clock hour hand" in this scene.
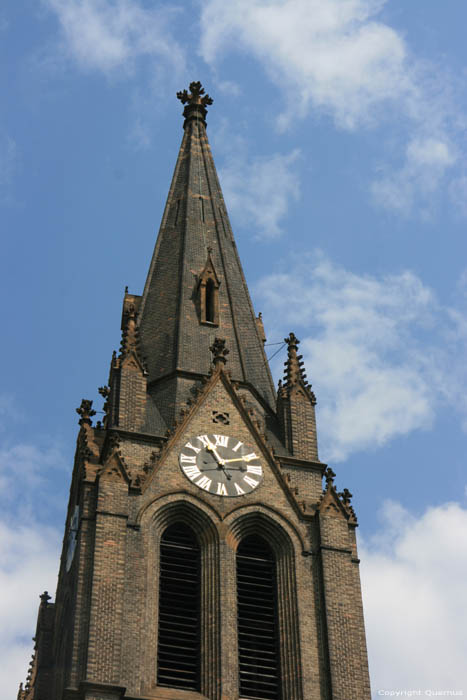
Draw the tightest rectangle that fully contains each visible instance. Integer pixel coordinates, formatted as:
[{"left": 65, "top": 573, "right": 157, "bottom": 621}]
[{"left": 205, "top": 442, "right": 225, "bottom": 465}]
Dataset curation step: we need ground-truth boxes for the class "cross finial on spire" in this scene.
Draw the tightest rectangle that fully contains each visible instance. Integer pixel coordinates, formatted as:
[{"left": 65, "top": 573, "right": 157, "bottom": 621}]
[
  {"left": 177, "top": 81, "right": 213, "bottom": 129},
  {"left": 177, "top": 81, "right": 213, "bottom": 107}
]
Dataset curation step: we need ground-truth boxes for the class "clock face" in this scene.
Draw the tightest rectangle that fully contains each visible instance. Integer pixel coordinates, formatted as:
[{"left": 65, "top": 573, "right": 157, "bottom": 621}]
[{"left": 179, "top": 433, "right": 264, "bottom": 497}]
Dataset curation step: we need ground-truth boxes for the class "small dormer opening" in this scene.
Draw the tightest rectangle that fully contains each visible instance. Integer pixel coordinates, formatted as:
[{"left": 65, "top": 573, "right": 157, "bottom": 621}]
[
  {"left": 206, "top": 279, "right": 215, "bottom": 323},
  {"left": 199, "top": 250, "right": 220, "bottom": 326}
]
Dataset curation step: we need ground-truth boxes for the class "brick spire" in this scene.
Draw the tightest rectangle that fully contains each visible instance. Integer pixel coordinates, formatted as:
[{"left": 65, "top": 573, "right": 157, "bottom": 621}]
[{"left": 137, "top": 82, "right": 276, "bottom": 427}]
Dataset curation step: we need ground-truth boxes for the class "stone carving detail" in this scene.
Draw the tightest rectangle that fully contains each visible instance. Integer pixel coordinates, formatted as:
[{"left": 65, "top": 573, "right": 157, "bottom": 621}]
[
  {"left": 324, "top": 467, "right": 336, "bottom": 488},
  {"left": 210, "top": 337, "right": 229, "bottom": 366},
  {"left": 120, "top": 304, "right": 147, "bottom": 373},
  {"left": 177, "top": 81, "right": 213, "bottom": 107},
  {"left": 338, "top": 488, "right": 352, "bottom": 506},
  {"left": 212, "top": 410, "right": 230, "bottom": 425},
  {"left": 76, "top": 399, "right": 96, "bottom": 426}
]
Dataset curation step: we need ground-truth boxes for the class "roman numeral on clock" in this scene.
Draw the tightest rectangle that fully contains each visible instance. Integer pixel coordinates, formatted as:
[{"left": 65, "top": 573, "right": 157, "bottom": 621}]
[
  {"left": 216, "top": 483, "right": 227, "bottom": 496},
  {"left": 197, "top": 435, "right": 211, "bottom": 448},
  {"left": 184, "top": 441, "right": 201, "bottom": 454},
  {"left": 214, "top": 434, "right": 229, "bottom": 447},
  {"left": 243, "top": 475, "right": 258, "bottom": 489},
  {"left": 247, "top": 464, "right": 262, "bottom": 475},
  {"left": 183, "top": 465, "right": 201, "bottom": 480},
  {"left": 180, "top": 453, "right": 197, "bottom": 464},
  {"left": 195, "top": 475, "right": 212, "bottom": 492}
]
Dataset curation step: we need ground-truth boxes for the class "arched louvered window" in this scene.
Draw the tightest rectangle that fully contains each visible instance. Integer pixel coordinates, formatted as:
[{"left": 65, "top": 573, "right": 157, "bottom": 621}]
[
  {"left": 157, "top": 522, "right": 201, "bottom": 691},
  {"left": 237, "top": 535, "right": 281, "bottom": 699}
]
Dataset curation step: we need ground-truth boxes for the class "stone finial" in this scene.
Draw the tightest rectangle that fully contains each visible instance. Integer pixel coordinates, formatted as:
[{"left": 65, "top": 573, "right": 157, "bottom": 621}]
[
  {"left": 210, "top": 337, "right": 229, "bottom": 366},
  {"left": 98, "top": 385, "right": 110, "bottom": 398},
  {"left": 177, "top": 81, "right": 213, "bottom": 128},
  {"left": 339, "top": 488, "right": 353, "bottom": 506},
  {"left": 177, "top": 81, "right": 213, "bottom": 107},
  {"left": 324, "top": 467, "right": 336, "bottom": 487},
  {"left": 76, "top": 399, "right": 96, "bottom": 426},
  {"left": 40, "top": 591, "right": 51, "bottom": 605}
]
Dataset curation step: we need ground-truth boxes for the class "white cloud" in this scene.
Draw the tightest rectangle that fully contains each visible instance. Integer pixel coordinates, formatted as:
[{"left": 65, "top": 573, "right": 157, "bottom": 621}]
[
  {"left": 256, "top": 253, "right": 467, "bottom": 461},
  {"left": 200, "top": 0, "right": 411, "bottom": 130},
  {"left": 0, "top": 425, "right": 64, "bottom": 695},
  {"left": 0, "top": 443, "right": 64, "bottom": 494},
  {"left": 213, "top": 121, "right": 300, "bottom": 238},
  {"left": 220, "top": 148, "right": 300, "bottom": 239},
  {"left": 199, "top": 0, "right": 464, "bottom": 217},
  {"left": 197, "top": 0, "right": 439, "bottom": 135},
  {"left": 361, "top": 500, "right": 467, "bottom": 692},
  {"left": 0, "top": 519, "right": 60, "bottom": 699},
  {"left": 44, "top": 0, "right": 185, "bottom": 75},
  {"left": 372, "top": 136, "right": 457, "bottom": 215}
]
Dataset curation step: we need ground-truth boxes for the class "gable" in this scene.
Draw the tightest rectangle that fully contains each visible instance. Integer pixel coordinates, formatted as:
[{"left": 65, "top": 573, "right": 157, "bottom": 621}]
[{"left": 141, "top": 372, "right": 301, "bottom": 522}]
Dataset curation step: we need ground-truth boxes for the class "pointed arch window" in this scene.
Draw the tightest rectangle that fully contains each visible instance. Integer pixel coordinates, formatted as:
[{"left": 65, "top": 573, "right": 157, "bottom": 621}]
[
  {"left": 198, "top": 249, "right": 220, "bottom": 326},
  {"left": 205, "top": 278, "right": 216, "bottom": 323},
  {"left": 237, "top": 534, "right": 281, "bottom": 699},
  {"left": 157, "top": 522, "right": 201, "bottom": 691}
]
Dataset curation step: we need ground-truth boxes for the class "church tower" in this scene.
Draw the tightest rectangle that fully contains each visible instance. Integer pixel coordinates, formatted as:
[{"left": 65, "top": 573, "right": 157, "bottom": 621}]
[{"left": 19, "top": 82, "right": 371, "bottom": 700}]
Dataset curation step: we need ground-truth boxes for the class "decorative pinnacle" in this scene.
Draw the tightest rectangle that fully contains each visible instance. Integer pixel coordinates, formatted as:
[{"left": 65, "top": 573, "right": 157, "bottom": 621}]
[
  {"left": 177, "top": 81, "right": 213, "bottom": 107},
  {"left": 281, "top": 332, "right": 316, "bottom": 403},
  {"left": 40, "top": 591, "right": 51, "bottom": 605},
  {"left": 324, "top": 467, "right": 336, "bottom": 487},
  {"left": 76, "top": 399, "right": 96, "bottom": 426},
  {"left": 120, "top": 303, "right": 138, "bottom": 356},
  {"left": 210, "top": 337, "right": 229, "bottom": 366}
]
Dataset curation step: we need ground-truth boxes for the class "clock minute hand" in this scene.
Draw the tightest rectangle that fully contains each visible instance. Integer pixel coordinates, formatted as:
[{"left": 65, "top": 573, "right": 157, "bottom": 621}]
[{"left": 223, "top": 455, "right": 256, "bottom": 464}]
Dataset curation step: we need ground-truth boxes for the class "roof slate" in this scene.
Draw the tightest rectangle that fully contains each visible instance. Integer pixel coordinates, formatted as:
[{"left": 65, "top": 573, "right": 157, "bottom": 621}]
[{"left": 138, "top": 97, "right": 276, "bottom": 421}]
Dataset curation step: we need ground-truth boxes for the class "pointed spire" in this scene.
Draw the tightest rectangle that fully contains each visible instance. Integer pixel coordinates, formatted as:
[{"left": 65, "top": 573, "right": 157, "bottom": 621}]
[{"left": 138, "top": 82, "right": 276, "bottom": 426}]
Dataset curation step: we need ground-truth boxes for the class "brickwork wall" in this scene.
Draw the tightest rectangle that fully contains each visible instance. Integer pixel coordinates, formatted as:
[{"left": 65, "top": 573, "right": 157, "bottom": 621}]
[
  {"left": 118, "top": 359, "right": 147, "bottom": 432},
  {"left": 86, "top": 477, "right": 128, "bottom": 684},
  {"left": 318, "top": 512, "right": 371, "bottom": 699},
  {"left": 280, "top": 386, "right": 319, "bottom": 462}
]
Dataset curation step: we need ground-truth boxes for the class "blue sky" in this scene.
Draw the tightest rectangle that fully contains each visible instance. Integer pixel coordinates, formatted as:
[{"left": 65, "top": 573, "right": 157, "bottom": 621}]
[{"left": 1, "top": 1, "right": 467, "bottom": 697}]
